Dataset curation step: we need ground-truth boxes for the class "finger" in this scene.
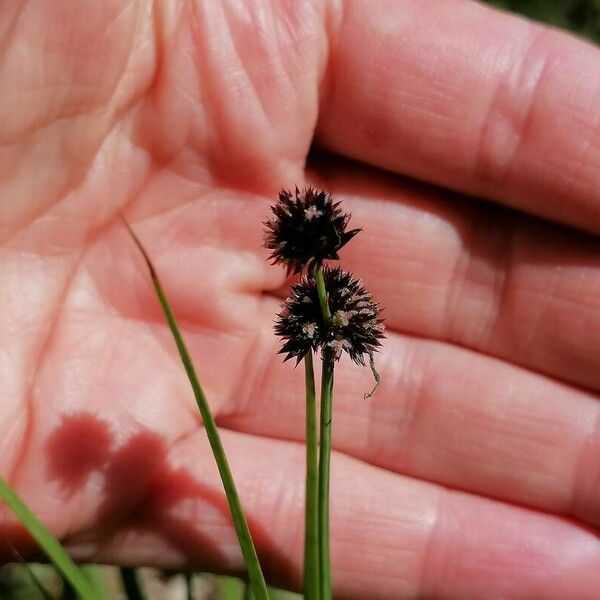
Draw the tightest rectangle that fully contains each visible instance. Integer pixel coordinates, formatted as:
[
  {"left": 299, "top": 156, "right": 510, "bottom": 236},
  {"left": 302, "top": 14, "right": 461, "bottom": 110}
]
[
  {"left": 219, "top": 304, "right": 600, "bottom": 530},
  {"left": 307, "top": 155, "right": 600, "bottom": 392},
  {"left": 51, "top": 428, "right": 600, "bottom": 600},
  {"left": 318, "top": 0, "right": 600, "bottom": 232}
]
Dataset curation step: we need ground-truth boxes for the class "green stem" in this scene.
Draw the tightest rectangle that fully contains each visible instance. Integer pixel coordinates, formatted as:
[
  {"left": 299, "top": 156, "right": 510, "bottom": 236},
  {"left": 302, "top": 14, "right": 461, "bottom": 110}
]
[
  {"left": 303, "top": 352, "right": 320, "bottom": 600},
  {"left": 315, "top": 266, "right": 334, "bottom": 600},
  {"left": 124, "top": 221, "right": 269, "bottom": 600},
  {"left": 80, "top": 566, "right": 107, "bottom": 600},
  {"left": 0, "top": 477, "right": 99, "bottom": 600},
  {"left": 317, "top": 354, "right": 334, "bottom": 600},
  {"left": 315, "top": 268, "right": 331, "bottom": 322}
]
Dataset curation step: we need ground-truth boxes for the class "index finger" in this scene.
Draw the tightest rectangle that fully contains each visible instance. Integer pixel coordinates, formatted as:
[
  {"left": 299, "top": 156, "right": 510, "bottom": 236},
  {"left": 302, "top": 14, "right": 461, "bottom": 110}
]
[{"left": 317, "top": 0, "right": 600, "bottom": 232}]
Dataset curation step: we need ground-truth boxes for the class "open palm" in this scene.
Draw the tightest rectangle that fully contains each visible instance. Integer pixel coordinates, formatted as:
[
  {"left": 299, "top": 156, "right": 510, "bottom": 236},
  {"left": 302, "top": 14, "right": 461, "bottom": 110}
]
[{"left": 1, "top": 1, "right": 600, "bottom": 598}]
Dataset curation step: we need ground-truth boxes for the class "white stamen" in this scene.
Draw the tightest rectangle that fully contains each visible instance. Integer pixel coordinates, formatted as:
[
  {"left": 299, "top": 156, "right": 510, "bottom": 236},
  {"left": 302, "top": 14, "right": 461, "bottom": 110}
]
[
  {"left": 302, "top": 323, "right": 317, "bottom": 338},
  {"left": 304, "top": 206, "right": 323, "bottom": 221},
  {"left": 327, "top": 338, "right": 351, "bottom": 358},
  {"left": 333, "top": 310, "right": 350, "bottom": 327}
]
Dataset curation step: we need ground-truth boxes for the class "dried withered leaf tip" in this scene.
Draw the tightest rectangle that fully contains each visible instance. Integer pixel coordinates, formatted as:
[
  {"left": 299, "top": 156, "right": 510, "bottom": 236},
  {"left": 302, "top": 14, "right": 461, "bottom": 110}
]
[
  {"left": 264, "top": 187, "right": 360, "bottom": 274},
  {"left": 274, "top": 267, "right": 385, "bottom": 365}
]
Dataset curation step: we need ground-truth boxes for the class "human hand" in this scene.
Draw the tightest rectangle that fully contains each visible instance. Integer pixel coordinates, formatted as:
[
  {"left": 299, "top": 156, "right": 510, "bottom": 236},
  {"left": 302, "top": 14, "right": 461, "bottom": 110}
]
[{"left": 1, "top": 1, "right": 599, "bottom": 598}]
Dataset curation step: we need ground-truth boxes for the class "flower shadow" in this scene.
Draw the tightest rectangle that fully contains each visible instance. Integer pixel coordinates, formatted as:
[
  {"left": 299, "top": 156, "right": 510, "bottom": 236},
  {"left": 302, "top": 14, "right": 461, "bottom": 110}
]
[{"left": 1, "top": 412, "right": 296, "bottom": 585}]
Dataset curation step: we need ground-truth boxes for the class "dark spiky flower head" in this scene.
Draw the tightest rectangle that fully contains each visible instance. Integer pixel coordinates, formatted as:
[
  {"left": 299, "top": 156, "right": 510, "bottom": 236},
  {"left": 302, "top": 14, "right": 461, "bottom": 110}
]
[
  {"left": 274, "top": 267, "right": 385, "bottom": 365},
  {"left": 264, "top": 187, "right": 361, "bottom": 275}
]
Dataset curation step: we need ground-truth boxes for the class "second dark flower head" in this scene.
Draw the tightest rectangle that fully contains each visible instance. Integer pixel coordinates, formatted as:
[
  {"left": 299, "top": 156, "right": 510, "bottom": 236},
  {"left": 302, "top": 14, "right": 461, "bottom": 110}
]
[
  {"left": 264, "top": 187, "right": 360, "bottom": 275},
  {"left": 275, "top": 267, "right": 385, "bottom": 366}
]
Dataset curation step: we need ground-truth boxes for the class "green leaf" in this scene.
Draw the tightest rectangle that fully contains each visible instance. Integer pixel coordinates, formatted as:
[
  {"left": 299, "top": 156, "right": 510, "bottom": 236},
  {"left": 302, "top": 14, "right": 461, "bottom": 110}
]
[
  {"left": 124, "top": 220, "right": 270, "bottom": 600},
  {"left": 0, "top": 563, "right": 56, "bottom": 600},
  {"left": 0, "top": 478, "right": 99, "bottom": 600}
]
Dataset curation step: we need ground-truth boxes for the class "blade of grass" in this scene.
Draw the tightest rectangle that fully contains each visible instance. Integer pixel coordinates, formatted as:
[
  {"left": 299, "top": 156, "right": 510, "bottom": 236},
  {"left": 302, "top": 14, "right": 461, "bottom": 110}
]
[
  {"left": 19, "top": 563, "right": 54, "bottom": 600},
  {"left": 6, "top": 545, "right": 55, "bottom": 600},
  {"left": 79, "top": 566, "right": 106, "bottom": 600},
  {"left": 0, "top": 477, "right": 99, "bottom": 600},
  {"left": 124, "top": 220, "right": 269, "bottom": 600},
  {"left": 119, "top": 567, "right": 145, "bottom": 600},
  {"left": 0, "top": 563, "right": 57, "bottom": 600},
  {"left": 303, "top": 352, "right": 320, "bottom": 600},
  {"left": 243, "top": 581, "right": 253, "bottom": 600}
]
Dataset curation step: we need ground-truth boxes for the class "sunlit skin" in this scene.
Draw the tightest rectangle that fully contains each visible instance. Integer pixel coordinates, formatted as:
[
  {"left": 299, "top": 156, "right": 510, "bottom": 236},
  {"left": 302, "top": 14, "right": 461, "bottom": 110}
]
[{"left": 1, "top": 1, "right": 600, "bottom": 598}]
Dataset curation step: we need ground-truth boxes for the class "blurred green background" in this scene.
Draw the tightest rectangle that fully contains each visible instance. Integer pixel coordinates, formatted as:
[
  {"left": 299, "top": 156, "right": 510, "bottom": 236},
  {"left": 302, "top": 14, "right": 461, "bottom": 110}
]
[{"left": 485, "top": 0, "right": 600, "bottom": 42}]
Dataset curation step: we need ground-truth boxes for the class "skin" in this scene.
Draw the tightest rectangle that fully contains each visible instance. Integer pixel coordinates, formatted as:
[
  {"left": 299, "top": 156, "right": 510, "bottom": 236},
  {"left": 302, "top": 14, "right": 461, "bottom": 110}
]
[{"left": 1, "top": 0, "right": 600, "bottom": 597}]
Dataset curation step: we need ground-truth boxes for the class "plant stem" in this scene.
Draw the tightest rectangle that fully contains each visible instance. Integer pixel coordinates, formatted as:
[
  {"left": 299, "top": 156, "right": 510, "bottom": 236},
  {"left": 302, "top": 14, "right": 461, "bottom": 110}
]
[
  {"left": 303, "top": 352, "right": 320, "bottom": 600},
  {"left": 80, "top": 565, "right": 107, "bottom": 599},
  {"left": 317, "top": 353, "right": 334, "bottom": 600},
  {"left": 124, "top": 221, "right": 270, "bottom": 600},
  {"left": 314, "top": 266, "right": 334, "bottom": 600},
  {"left": 315, "top": 268, "right": 331, "bottom": 322},
  {"left": 0, "top": 477, "right": 99, "bottom": 600}
]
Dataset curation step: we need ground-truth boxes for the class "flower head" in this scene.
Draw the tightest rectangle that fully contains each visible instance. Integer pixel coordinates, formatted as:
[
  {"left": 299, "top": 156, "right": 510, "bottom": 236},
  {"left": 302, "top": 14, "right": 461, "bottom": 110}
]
[
  {"left": 264, "top": 187, "right": 360, "bottom": 274},
  {"left": 274, "top": 267, "right": 385, "bottom": 365}
]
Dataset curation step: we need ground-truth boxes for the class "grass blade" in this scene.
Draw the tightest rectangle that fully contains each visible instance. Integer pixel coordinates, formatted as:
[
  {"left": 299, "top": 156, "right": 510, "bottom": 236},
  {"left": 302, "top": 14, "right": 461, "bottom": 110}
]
[
  {"left": 80, "top": 566, "right": 106, "bottom": 600},
  {"left": 124, "top": 220, "right": 270, "bottom": 600},
  {"left": 6, "top": 544, "right": 55, "bottom": 600},
  {"left": 303, "top": 352, "right": 320, "bottom": 600},
  {"left": 19, "top": 563, "right": 54, "bottom": 600},
  {"left": 0, "top": 477, "right": 99, "bottom": 600}
]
